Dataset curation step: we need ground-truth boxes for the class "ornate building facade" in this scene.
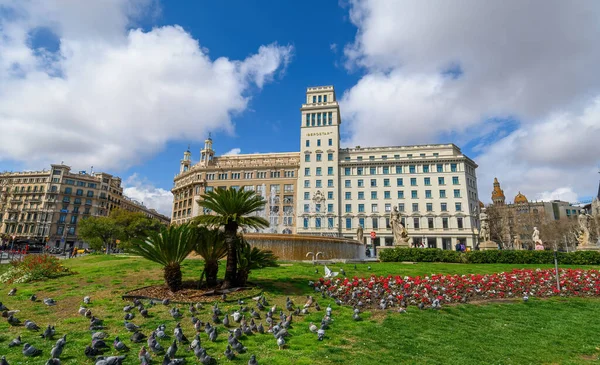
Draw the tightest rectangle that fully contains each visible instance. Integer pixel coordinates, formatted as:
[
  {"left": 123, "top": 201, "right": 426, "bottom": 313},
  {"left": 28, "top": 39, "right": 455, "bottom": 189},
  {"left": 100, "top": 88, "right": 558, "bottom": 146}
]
[
  {"left": 172, "top": 85, "right": 481, "bottom": 250},
  {"left": 0, "top": 164, "right": 169, "bottom": 249}
]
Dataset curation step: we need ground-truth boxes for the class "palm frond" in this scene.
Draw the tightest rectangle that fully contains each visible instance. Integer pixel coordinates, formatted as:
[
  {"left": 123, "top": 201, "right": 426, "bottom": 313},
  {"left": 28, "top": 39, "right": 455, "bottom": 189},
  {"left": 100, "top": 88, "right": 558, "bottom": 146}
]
[{"left": 129, "top": 224, "right": 196, "bottom": 267}]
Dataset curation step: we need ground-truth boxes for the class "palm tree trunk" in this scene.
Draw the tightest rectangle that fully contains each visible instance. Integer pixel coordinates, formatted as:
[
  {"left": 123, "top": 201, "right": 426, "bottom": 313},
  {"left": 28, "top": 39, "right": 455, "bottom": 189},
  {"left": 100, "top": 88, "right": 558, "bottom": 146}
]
[
  {"left": 205, "top": 260, "right": 219, "bottom": 287},
  {"left": 164, "top": 262, "right": 183, "bottom": 292},
  {"left": 237, "top": 269, "right": 249, "bottom": 287},
  {"left": 221, "top": 223, "right": 238, "bottom": 289}
]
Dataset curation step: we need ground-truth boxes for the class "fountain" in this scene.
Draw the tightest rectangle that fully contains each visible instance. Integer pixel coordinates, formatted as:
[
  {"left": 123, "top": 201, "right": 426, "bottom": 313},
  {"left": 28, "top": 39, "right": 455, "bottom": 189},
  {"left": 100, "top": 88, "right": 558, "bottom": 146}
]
[{"left": 243, "top": 185, "right": 366, "bottom": 261}]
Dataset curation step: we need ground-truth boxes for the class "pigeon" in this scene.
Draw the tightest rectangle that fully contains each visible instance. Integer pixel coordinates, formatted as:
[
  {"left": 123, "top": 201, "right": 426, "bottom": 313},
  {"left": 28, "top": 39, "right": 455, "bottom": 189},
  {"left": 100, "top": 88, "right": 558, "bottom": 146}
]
[
  {"left": 90, "top": 316, "right": 103, "bottom": 328},
  {"left": 340, "top": 268, "right": 346, "bottom": 276},
  {"left": 84, "top": 296, "right": 91, "bottom": 304},
  {"left": 9, "top": 335, "right": 22, "bottom": 347},
  {"left": 138, "top": 346, "right": 151, "bottom": 363},
  {"left": 149, "top": 338, "right": 164, "bottom": 355},
  {"left": 315, "top": 302, "right": 321, "bottom": 311},
  {"left": 92, "top": 339, "right": 110, "bottom": 350},
  {"left": 124, "top": 313, "right": 135, "bottom": 320},
  {"left": 432, "top": 299, "right": 442, "bottom": 310},
  {"left": 326, "top": 305, "right": 332, "bottom": 316},
  {"left": 25, "top": 319, "right": 41, "bottom": 330},
  {"left": 92, "top": 332, "right": 108, "bottom": 340},
  {"left": 125, "top": 321, "right": 140, "bottom": 332},
  {"left": 174, "top": 326, "right": 189, "bottom": 344},
  {"left": 123, "top": 305, "right": 133, "bottom": 312},
  {"left": 223, "top": 314, "right": 230, "bottom": 327},
  {"left": 208, "top": 328, "right": 217, "bottom": 342},
  {"left": 30, "top": 294, "right": 37, "bottom": 301},
  {"left": 195, "top": 302, "right": 203, "bottom": 310},
  {"left": 418, "top": 302, "right": 425, "bottom": 310},
  {"left": 8, "top": 288, "right": 16, "bottom": 296},
  {"left": 166, "top": 340, "right": 177, "bottom": 359},
  {"left": 198, "top": 349, "right": 216, "bottom": 365},
  {"left": 232, "top": 310, "right": 242, "bottom": 323},
  {"left": 315, "top": 268, "right": 318, "bottom": 274},
  {"left": 211, "top": 313, "right": 220, "bottom": 324},
  {"left": 8, "top": 314, "right": 22, "bottom": 325},
  {"left": 189, "top": 334, "right": 201, "bottom": 350},
  {"left": 324, "top": 266, "right": 338, "bottom": 278},
  {"left": 0, "top": 356, "right": 7, "bottom": 365},
  {"left": 367, "top": 266, "right": 372, "bottom": 270},
  {"left": 85, "top": 345, "right": 102, "bottom": 358},
  {"left": 169, "top": 307, "right": 182, "bottom": 319},
  {"left": 78, "top": 306, "right": 87, "bottom": 316},
  {"left": 248, "top": 354, "right": 258, "bottom": 365},
  {"left": 23, "top": 343, "right": 43, "bottom": 356},
  {"left": 277, "top": 335, "right": 285, "bottom": 350},
  {"left": 257, "top": 322, "right": 265, "bottom": 334},
  {"left": 51, "top": 343, "right": 64, "bottom": 359},
  {"left": 113, "top": 336, "right": 129, "bottom": 352},
  {"left": 85, "top": 309, "right": 93, "bottom": 318},
  {"left": 232, "top": 340, "right": 247, "bottom": 353},
  {"left": 156, "top": 325, "right": 167, "bottom": 339},
  {"left": 95, "top": 355, "right": 126, "bottom": 365},
  {"left": 221, "top": 293, "right": 227, "bottom": 301},
  {"left": 523, "top": 294, "right": 529, "bottom": 302},
  {"left": 140, "top": 309, "right": 149, "bottom": 318},
  {"left": 309, "top": 322, "right": 317, "bottom": 333},
  {"left": 162, "top": 353, "right": 185, "bottom": 365},
  {"left": 224, "top": 345, "right": 235, "bottom": 360},
  {"left": 354, "top": 264, "right": 357, "bottom": 270},
  {"left": 45, "top": 359, "right": 60, "bottom": 365},
  {"left": 41, "top": 324, "right": 55, "bottom": 339},
  {"left": 189, "top": 304, "right": 197, "bottom": 315},
  {"left": 0, "top": 302, "right": 7, "bottom": 311},
  {"left": 43, "top": 298, "right": 57, "bottom": 306},
  {"left": 232, "top": 327, "right": 242, "bottom": 339},
  {"left": 162, "top": 299, "right": 170, "bottom": 306},
  {"left": 398, "top": 307, "right": 407, "bottom": 314},
  {"left": 256, "top": 301, "right": 264, "bottom": 311},
  {"left": 353, "top": 312, "right": 361, "bottom": 321},
  {"left": 317, "top": 325, "right": 325, "bottom": 341},
  {"left": 130, "top": 331, "right": 146, "bottom": 343},
  {"left": 55, "top": 334, "right": 67, "bottom": 348},
  {"left": 212, "top": 303, "right": 221, "bottom": 316}
]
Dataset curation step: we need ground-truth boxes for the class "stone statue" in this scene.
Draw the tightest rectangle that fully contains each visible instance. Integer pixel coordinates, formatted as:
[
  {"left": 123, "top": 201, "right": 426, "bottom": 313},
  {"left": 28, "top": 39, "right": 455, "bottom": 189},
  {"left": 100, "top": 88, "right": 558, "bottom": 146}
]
[
  {"left": 577, "top": 210, "right": 591, "bottom": 246},
  {"left": 390, "top": 206, "right": 409, "bottom": 245},
  {"left": 478, "top": 208, "right": 491, "bottom": 242},
  {"left": 513, "top": 235, "right": 522, "bottom": 250},
  {"left": 356, "top": 225, "right": 364, "bottom": 243},
  {"left": 532, "top": 226, "right": 544, "bottom": 250}
]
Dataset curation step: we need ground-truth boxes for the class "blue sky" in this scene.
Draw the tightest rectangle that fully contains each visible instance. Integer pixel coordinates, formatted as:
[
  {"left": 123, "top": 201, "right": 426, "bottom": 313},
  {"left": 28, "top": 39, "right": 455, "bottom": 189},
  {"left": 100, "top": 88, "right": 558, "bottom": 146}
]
[{"left": 1, "top": 1, "right": 599, "bottom": 215}]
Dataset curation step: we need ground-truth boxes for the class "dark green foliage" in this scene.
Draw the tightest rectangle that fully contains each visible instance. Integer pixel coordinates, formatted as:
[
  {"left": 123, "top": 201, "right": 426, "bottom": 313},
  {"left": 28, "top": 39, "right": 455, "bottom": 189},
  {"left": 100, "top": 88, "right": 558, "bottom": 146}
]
[
  {"left": 380, "top": 248, "right": 600, "bottom": 265},
  {"left": 193, "top": 226, "right": 227, "bottom": 287},
  {"left": 236, "top": 239, "right": 278, "bottom": 286}
]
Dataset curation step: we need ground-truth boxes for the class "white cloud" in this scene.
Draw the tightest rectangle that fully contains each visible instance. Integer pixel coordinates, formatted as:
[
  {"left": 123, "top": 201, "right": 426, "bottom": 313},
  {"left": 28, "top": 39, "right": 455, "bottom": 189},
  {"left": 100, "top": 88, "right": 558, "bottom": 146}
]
[
  {"left": 536, "top": 188, "right": 579, "bottom": 204},
  {"left": 342, "top": 0, "right": 600, "bottom": 203},
  {"left": 122, "top": 173, "right": 173, "bottom": 216},
  {"left": 223, "top": 148, "right": 241, "bottom": 156},
  {"left": 0, "top": 0, "right": 293, "bottom": 171}
]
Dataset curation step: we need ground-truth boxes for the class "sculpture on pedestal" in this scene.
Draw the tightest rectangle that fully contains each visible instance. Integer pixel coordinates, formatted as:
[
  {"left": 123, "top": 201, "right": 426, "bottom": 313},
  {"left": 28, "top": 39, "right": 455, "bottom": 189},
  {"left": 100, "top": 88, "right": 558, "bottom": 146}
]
[
  {"left": 356, "top": 225, "right": 364, "bottom": 243},
  {"left": 513, "top": 235, "right": 522, "bottom": 250},
  {"left": 478, "top": 208, "right": 491, "bottom": 242},
  {"left": 390, "top": 206, "right": 409, "bottom": 245},
  {"left": 577, "top": 210, "right": 592, "bottom": 246},
  {"left": 532, "top": 227, "right": 544, "bottom": 250}
]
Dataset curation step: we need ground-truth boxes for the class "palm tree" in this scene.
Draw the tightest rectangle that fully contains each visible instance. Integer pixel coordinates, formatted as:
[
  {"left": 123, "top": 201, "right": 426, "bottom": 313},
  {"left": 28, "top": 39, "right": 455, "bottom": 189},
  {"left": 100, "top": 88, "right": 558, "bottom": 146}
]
[
  {"left": 129, "top": 224, "right": 196, "bottom": 292},
  {"left": 193, "top": 226, "right": 227, "bottom": 287},
  {"left": 195, "top": 188, "right": 269, "bottom": 289},
  {"left": 236, "top": 239, "right": 278, "bottom": 287}
]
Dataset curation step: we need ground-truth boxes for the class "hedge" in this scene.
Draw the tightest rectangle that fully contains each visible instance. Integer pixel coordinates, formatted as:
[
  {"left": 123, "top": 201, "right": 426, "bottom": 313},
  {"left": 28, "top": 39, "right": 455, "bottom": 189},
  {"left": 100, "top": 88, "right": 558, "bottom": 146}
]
[{"left": 378, "top": 248, "right": 600, "bottom": 265}]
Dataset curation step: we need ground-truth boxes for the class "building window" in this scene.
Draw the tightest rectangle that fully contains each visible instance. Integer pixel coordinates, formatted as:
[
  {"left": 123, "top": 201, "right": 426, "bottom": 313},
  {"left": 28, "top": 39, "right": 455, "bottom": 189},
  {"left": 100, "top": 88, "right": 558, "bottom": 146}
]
[
  {"left": 437, "top": 164, "right": 443, "bottom": 172},
  {"left": 315, "top": 204, "right": 321, "bottom": 213},
  {"left": 412, "top": 203, "right": 419, "bottom": 212},
  {"left": 397, "top": 178, "right": 403, "bottom": 186},
  {"left": 304, "top": 204, "right": 309, "bottom": 213},
  {"left": 316, "top": 167, "right": 322, "bottom": 176},
  {"left": 423, "top": 165, "right": 430, "bottom": 173},
  {"left": 426, "top": 203, "right": 433, "bottom": 212},
  {"left": 305, "top": 154, "right": 310, "bottom": 162},
  {"left": 315, "top": 217, "right": 321, "bottom": 228},
  {"left": 316, "top": 154, "right": 322, "bottom": 161},
  {"left": 70, "top": 216, "right": 77, "bottom": 224},
  {"left": 441, "top": 203, "right": 447, "bottom": 211},
  {"left": 399, "top": 203, "right": 405, "bottom": 212},
  {"left": 411, "top": 190, "right": 418, "bottom": 199},
  {"left": 316, "top": 180, "right": 322, "bottom": 188},
  {"left": 65, "top": 187, "right": 72, "bottom": 194},
  {"left": 328, "top": 139, "right": 332, "bottom": 146},
  {"left": 428, "top": 217, "right": 434, "bottom": 229},
  {"left": 317, "top": 139, "right": 321, "bottom": 147},
  {"left": 438, "top": 177, "right": 445, "bottom": 185},
  {"left": 454, "top": 189, "right": 461, "bottom": 198},
  {"left": 370, "top": 167, "right": 376, "bottom": 175},
  {"left": 345, "top": 204, "right": 351, "bottom": 213},
  {"left": 358, "top": 204, "right": 365, "bottom": 213},
  {"left": 425, "top": 190, "right": 432, "bottom": 198},
  {"left": 306, "top": 140, "right": 310, "bottom": 147},
  {"left": 440, "top": 190, "right": 446, "bottom": 198},
  {"left": 346, "top": 218, "right": 352, "bottom": 229},
  {"left": 327, "top": 167, "right": 333, "bottom": 175},
  {"left": 409, "top": 166, "right": 416, "bottom": 173},
  {"left": 304, "top": 192, "right": 310, "bottom": 200},
  {"left": 370, "top": 179, "right": 377, "bottom": 187},
  {"left": 372, "top": 218, "right": 378, "bottom": 229},
  {"left": 396, "top": 166, "right": 402, "bottom": 174},
  {"left": 413, "top": 217, "right": 420, "bottom": 229},
  {"left": 345, "top": 192, "right": 351, "bottom": 200},
  {"left": 357, "top": 167, "right": 363, "bottom": 175},
  {"left": 424, "top": 177, "right": 431, "bottom": 186},
  {"left": 87, "top": 191, "right": 94, "bottom": 197},
  {"left": 383, "top": 179, "right": 390, "bottom": 187},
  {"left": 442, "top": 217, "right": 449, "bottom": 229},
  {"left": 76, "top": 189, "right": 83, "bottom": 196},
  {"left": 371, "top": 204, "right": 378, "bottom": 213},
  {"left": 358, "top": 192, "right": 364, "bottom": 200},
  {"left": 457, "top": 217, "right": 464, "bottom": 229},
  {"left": 455, "top": 203, "right": 462, "bottom": 211},
  {"left": 306, "top": 114, "right": 310, "bottom": 126},
  {"left": 328, "top": 217, "right": 334, "bottom": 229},
  {"left": 327, "top": 179, "right": 334, "bottom": 187},
  {"left": 304, "top": 180, "right": 310, "bottom": 188},
  {"left": 345, "top": 167, "right": 351, "bottom": 175},
  {"left": 397, "top": 190, "right": 404, "bottom": 199},
  {"left": 371, "top": 191, "right": 377, "bottom": 199},
  {"left": 328, "top": 153, "right": 333, "bottom": 161},
  {"left": 303, "top": 217, "right": 309, "bottom": 228},
  {"left": 452, "top": 176, "right": 459, "bottom": 185},
  {"left": 327, "top": 192, "right": 333, "bottom": 199},
  {"left": 328, "top": 112, "right": 332, "bottom": 124},
  {"left": 345, "top": 180, "right": 351, "bottom": 188},
  {"left": 384, "top": 191, "right": 391, "bottom": 199},
  {"left": 410, "top": 178, "right": 417, "bottom": 186},
  {"left": 451, "top": 163, "right": 457, "bottom": 172}
]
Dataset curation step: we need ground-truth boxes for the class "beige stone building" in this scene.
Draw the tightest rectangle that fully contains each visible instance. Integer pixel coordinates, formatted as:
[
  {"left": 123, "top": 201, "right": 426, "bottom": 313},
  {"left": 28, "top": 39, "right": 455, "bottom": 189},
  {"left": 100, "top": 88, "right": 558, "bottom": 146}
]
[
  {"left": 172, "top": 85, "right": 481, "bottom": 252},
  {"left": 120, "top": 196, "right": 171, "bottom": 224},
  {"left": 171, "top": 139, "right": 299, "bottom": 232},
  {"left": 0, "top": 163, "right": 168, "bottom": 249}
]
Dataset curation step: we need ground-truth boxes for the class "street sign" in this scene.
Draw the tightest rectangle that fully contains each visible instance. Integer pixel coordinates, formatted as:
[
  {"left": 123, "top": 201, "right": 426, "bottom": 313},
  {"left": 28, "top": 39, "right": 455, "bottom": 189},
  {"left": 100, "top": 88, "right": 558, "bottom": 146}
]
[{"left": 370, "top": 231, "right": 376, "bottom": 239}]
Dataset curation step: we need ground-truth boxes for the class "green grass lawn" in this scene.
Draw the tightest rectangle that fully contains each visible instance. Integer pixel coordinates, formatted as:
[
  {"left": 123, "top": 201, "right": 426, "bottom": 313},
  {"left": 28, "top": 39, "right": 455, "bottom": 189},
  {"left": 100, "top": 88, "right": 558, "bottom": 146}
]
[{"left": 2, "top": 255, "right": 600, "bottom": 364}]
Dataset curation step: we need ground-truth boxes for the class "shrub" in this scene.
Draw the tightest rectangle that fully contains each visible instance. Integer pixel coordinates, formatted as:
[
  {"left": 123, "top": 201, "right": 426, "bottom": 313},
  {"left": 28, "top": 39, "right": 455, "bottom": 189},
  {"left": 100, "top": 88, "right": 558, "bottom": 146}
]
[
  {"left": 379, "top": 248, "right": 600, "bottom": 265},
  {"left": 0, "top": 254, "right": 73, "bottom": 284}
]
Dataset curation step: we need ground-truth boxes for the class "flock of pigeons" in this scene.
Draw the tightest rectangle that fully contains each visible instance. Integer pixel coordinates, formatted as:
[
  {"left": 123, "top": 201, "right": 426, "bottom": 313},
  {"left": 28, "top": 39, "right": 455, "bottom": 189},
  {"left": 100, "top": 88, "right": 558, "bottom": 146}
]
[{"left": 1, "top": 277, "right": 348, "bottom": 365}]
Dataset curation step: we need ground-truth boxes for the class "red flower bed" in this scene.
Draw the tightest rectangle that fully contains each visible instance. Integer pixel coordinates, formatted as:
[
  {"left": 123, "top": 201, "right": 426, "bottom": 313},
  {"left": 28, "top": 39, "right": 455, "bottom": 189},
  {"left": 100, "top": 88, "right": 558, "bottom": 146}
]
[{"left": 314, "top": 269, "right": 600, "bottom": 308}]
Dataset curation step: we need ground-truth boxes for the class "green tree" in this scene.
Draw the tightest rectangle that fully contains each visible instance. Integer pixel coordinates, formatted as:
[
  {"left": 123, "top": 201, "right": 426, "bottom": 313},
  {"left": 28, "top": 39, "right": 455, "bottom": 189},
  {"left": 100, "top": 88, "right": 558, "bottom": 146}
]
[
  {"left": 110, "top": 208, "right": 162, "bottom": 249},
  {"left": 236, "top": 239, "right": 278, "bottom": 287},
  {"left": 129, "top": 224, "right": 196, "bottom": 292},
  {"left": 195, "top": 188, "right": 269, "bottom": 289},
  {"left": 78, "top": 216, "right": 122, "bottom": 253},
  {"left": 193, "top": 226, "right": 227, "bottom": 287}
]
